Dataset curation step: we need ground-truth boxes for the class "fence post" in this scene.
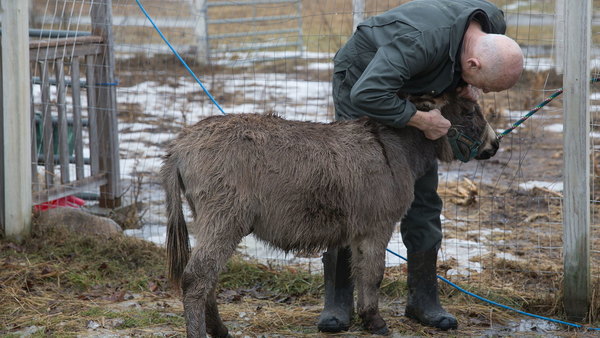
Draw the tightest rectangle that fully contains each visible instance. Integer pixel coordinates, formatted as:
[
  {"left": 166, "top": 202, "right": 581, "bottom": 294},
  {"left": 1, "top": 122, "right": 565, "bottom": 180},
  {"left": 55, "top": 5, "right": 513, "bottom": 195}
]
[
  {"left": 295, "top": 0, "right": 304, "bottom": 56},
  {"left": 0, "top": 0, "right": 32, "bottom": 240},
  {"left": 352, "top": 0, "right": 365, "bottom": 31},
  {"left": 91, "top": 0, "right": 122, "bottom": 208},
  {"left": 193, "top": 0, "right": 209, "bottom": 64},
  {"left": 562, "top": 0, "right": 591, "bottom": 321}
]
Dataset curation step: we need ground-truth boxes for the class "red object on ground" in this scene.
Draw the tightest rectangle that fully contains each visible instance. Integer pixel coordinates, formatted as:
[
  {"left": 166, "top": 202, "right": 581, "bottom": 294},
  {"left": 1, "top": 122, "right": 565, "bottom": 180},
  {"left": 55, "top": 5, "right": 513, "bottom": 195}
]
[{"left": 34, "top": 195, "right": 86, "bottom": 211}]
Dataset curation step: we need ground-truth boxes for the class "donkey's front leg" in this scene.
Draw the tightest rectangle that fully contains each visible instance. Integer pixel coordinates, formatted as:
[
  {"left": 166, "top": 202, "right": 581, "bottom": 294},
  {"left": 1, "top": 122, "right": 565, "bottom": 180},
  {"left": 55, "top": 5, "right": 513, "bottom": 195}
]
[{"left": 351, "top": 237, "right": 389, "bottom": 335}]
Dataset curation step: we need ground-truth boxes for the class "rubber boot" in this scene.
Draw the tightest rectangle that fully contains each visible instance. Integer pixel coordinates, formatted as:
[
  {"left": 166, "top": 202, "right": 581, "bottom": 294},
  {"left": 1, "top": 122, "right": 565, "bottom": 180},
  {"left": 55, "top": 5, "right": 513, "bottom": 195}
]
[
  {"left": 405, "top": 247, "right": 458, "bottom": 330},
  {"left": 317, "top": 246, "right": 354, "bottom": 332}
]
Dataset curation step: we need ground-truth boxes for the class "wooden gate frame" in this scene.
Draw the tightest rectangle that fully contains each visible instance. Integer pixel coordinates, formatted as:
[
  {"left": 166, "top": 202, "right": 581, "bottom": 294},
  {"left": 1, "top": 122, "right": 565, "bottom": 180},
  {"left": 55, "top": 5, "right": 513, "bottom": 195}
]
[
  {"left": 1, "top": 0, "right": 121, "bottom": 238},
  {"left": 29, "top": 0, "right": 121, "bottom": 209}
]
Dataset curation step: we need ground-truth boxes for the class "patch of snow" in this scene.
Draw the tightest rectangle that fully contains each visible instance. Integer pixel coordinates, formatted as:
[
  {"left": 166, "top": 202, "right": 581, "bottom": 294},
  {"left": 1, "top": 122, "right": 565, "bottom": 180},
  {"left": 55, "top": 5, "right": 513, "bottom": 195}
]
[
  {"left": 543, "top": 123, "right": 563, "bottom": 133},
  {"left": 519, "top": 180, "right": 563, "bottom": 192}
]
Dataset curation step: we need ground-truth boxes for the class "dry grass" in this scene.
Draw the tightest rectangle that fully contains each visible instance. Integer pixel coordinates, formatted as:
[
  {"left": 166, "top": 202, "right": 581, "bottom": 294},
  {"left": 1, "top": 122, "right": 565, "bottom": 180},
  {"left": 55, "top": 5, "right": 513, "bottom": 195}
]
[
  {"left": 2, "top": 219, "right": 600, "bottom": 336},
  {"left": 0, "top": 224, "right": 180, "bottom": 336}
]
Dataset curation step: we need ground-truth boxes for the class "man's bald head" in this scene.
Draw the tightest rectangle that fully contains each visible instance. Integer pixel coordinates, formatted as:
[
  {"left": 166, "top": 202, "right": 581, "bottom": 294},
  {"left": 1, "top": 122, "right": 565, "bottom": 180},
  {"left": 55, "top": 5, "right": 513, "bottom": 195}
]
[
  {"left": 462, "top": 33, "right": 524, "bottom": 92},
  {"left": 476, "top": 34, "right": 524, "bottom": 90}
]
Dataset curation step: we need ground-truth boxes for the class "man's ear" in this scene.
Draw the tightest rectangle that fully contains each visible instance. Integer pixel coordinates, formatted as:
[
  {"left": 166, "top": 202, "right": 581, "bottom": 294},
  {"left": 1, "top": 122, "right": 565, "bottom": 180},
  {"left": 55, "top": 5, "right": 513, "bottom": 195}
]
[{"left": 465, "top": 57, "right": 481, "bottom": 70}]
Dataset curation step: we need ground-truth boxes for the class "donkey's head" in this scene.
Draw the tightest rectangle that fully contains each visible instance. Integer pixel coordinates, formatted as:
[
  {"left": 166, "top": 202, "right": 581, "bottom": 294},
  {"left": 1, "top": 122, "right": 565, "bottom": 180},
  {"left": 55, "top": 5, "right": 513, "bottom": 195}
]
[{"left": 408, "top": 93, "right": 499, "bottom": 163}]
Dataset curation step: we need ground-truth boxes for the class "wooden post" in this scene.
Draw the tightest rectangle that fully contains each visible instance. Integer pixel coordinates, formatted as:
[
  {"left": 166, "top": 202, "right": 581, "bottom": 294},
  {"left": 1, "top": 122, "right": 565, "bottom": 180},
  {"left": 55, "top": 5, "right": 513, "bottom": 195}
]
[
  {"left": 40, "top": 62, "right": 54, "bottom": 187},
  {"left": 562, "top": 0, "right": 591, "bottom": 321},
  {"left": 296, "top": 0, "right": 303, "bottom": 56},
  {"left": 554, "top": 0, "right": 564, "bottom": 74},
  {"left": 55, "top": 59, "right": 70, "bottom": 183},
  {"left": 91, "top": 0, "right": 121, "bottom": 208},
  {"left": 193, "top": 0, "right": 209, "bottom": 64},
  {"left": 352, "top": 0, "right": 365, "bottom": 31},
  {"left": 71, "top": 57, "right": 85, "bottom": 180},
  {"left": 85, "top": 55, "right": 100, "bottom": 175},
  {"left": 1, "top": 0, "right": 32, "bottom": 240}
]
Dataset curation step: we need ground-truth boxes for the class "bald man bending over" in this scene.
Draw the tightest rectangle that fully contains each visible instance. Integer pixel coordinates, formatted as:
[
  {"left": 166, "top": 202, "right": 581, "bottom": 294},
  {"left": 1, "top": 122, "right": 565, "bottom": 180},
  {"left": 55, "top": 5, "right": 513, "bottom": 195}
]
[{"left": 319, "top": 0, "right": 523, "bottom": 334}]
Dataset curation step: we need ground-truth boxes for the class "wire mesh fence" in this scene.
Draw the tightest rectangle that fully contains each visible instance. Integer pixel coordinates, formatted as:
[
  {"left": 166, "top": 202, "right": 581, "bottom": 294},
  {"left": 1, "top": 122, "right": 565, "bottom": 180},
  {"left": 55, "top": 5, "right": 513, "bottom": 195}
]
[{"left": 24, "top": 0, "right": 600, "bottom": 322}]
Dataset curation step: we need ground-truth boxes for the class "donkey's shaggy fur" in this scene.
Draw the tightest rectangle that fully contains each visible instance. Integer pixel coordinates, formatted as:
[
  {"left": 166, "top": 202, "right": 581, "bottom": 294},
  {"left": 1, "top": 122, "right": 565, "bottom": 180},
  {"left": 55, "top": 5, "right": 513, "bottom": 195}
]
[{"left": 161, "top": 94, "right": 498, "bottom": 337}]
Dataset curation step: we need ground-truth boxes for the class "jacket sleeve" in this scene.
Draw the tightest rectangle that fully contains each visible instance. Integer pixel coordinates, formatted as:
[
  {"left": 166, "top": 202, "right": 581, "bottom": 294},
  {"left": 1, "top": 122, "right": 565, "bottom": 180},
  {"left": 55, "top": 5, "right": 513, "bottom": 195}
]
[{"left": 350, "top": 30, "right": 446, "bottom": 128}]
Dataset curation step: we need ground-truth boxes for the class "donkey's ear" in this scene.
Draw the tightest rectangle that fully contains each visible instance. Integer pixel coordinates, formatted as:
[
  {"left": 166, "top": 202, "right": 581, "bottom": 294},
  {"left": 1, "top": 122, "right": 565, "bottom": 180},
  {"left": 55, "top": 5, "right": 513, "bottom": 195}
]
[{"left": 407, "top": 94, "right": 439, "bottom": 112}]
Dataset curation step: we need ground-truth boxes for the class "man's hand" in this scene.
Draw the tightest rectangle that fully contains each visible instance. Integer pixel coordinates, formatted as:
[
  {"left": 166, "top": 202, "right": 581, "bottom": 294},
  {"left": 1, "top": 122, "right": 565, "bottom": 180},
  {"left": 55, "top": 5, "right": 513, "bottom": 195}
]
[
  {"left": 406, "top": 109, "right": 451, "bottom": 140},
  {"left": 457, "top": 85, "right": 481, "bottom": 102}
]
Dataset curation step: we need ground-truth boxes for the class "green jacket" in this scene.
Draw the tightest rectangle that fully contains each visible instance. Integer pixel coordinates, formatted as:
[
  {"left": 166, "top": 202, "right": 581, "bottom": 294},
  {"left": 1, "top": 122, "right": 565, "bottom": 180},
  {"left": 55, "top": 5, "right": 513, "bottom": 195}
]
[{"left": 332, "top": 0, "right": 506, "bottom": 127}]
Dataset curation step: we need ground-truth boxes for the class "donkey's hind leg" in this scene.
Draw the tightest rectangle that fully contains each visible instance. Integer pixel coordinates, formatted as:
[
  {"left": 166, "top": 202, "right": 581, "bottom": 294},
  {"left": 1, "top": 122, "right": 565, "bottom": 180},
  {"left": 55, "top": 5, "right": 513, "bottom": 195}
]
[{"left": 181, "top": 221, "right": 246, "bottom": 338}]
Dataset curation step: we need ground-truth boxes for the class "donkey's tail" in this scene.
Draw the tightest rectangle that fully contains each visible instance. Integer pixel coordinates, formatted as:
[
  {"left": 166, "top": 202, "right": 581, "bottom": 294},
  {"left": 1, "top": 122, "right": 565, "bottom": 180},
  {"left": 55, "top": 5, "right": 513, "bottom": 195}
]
[{"left": 161, "top": 155, "right": 190, "bottom": 289}]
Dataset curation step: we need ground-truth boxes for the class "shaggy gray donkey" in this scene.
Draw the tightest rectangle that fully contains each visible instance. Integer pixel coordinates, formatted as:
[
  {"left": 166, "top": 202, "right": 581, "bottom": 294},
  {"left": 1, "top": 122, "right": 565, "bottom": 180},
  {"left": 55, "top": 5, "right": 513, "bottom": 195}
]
[{"left": 161, "top": 93, "right": 499, "bottom": 337}]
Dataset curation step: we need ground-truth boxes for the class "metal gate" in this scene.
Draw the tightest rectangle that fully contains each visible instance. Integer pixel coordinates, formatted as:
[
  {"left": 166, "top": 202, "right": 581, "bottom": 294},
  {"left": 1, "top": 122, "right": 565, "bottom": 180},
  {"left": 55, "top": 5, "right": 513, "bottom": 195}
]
[{"left": 192, "top": 0, "right": 304, "bottom": 63}]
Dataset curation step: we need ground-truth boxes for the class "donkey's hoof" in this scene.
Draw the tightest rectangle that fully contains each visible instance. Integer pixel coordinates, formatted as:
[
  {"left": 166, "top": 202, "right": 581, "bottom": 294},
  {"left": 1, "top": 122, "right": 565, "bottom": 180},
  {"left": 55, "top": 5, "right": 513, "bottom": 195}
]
[
  {"left": 207, "top": 326, "right": 231, "bottom": 338},
  {"left": 364, "top": 317, "right": 389, "bottom": 336},
  {"left": 369, "top": 324, "right": 390, "bottom": 336}
]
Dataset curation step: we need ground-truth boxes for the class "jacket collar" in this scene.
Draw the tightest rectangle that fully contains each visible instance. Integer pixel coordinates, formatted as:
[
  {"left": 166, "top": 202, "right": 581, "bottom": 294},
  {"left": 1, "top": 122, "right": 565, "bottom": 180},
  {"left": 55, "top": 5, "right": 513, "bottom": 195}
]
[{"left": 449, "top": 9, "right": 492, "bottom": 62}]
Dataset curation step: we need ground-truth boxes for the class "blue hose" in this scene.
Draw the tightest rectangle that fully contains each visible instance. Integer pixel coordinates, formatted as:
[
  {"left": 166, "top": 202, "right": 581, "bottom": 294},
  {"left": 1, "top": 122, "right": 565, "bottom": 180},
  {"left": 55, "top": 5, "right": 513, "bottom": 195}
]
[{"left": 135, "top": 0, "right": 226, "bottom": 115}]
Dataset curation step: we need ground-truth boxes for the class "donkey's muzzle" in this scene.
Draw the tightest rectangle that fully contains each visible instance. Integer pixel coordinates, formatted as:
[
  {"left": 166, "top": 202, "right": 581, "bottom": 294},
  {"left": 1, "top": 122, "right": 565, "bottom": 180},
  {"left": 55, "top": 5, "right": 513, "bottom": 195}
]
[{"left": 475, "top": 136, "right": 499, "bottom": 160}]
